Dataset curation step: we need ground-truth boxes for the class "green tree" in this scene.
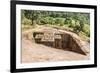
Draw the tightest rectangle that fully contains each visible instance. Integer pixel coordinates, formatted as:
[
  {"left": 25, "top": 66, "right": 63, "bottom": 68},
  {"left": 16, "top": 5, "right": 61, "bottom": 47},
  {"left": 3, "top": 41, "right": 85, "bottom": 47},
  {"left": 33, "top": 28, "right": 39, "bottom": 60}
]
[{"left": 24, "top": 10, "right": 39, "bottom": 26}]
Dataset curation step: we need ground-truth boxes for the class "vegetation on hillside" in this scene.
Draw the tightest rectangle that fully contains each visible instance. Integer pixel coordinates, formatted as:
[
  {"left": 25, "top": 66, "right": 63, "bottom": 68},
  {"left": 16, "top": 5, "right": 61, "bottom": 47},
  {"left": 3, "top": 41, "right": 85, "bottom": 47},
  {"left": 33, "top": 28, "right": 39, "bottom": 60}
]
[{"left": 21, "top": 10, "right": 90, "bottom": 41}]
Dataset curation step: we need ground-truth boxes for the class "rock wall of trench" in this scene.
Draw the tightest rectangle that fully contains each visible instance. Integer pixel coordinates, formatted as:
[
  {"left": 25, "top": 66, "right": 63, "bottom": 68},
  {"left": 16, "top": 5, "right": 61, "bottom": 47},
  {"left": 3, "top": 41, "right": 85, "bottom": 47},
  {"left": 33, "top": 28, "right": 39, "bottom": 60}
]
[
  {"left": 68, "top": 35, "right": 86, "bottom": 55},
  {"left": 33, "top": 31, "right": 88, "bottom": 55},
  {"left": 57, "top": 33, "right": 87, "bottom": 55}
]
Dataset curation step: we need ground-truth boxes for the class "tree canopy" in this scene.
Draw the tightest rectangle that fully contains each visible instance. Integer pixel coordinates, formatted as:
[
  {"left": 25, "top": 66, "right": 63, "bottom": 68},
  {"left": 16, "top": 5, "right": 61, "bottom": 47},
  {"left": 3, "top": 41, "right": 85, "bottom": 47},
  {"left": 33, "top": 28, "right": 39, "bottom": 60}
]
[{"left": 21, "top": 10, "right": 90, "bottom": 38}]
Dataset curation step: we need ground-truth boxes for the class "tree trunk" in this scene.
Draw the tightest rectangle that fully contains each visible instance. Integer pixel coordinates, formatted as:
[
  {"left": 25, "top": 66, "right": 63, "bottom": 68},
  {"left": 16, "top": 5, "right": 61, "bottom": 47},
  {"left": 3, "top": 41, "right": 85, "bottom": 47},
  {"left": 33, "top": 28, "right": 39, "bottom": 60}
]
[
  {"left": 31, "top": 13, "right": 34, "bottom": 26},
  {"left": 79, "top": 21, "right": 84, "bottom": 32},
  {"left": 31, "top": 19, "right": 33, "bottom": 25}
]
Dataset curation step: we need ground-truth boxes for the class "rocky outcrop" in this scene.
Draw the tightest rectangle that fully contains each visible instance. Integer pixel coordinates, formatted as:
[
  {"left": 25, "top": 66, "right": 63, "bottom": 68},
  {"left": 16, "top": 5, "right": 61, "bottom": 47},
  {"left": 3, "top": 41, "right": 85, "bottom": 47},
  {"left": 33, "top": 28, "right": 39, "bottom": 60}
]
[
  {"left": 33, "top": 29, "right": 90, "bottom": 55},
  {"left": 59, "top": 30, "right": 90, "bottom": 55}
]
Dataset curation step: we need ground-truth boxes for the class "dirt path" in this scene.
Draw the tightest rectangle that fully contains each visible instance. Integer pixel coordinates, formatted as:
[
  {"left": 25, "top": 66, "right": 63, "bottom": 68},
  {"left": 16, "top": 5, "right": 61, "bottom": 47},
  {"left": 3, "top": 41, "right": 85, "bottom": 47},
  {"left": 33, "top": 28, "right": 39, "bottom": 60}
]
[{"left": 22, "top": 38, "right": 89, "bottom": 63}]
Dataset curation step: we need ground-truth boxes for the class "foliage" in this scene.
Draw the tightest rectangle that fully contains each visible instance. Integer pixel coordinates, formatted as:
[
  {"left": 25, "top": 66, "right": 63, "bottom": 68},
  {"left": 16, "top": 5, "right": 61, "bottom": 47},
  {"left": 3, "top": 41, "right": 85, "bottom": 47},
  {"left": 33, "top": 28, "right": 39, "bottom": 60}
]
[
  {"left": 82, "top": 24, "right": 90, "bottom": 37},
  {"left": 23, "top": 10, "right": 40, "bottom": 26},
  {"left": 55, "top": 18, "right": 65, "bottom": 26},
  {"left": 22, "top": 18, "right": 32, "bottom": 25},
  {"left": 21, "top": 10, "right": 90, "bottom": 39}
]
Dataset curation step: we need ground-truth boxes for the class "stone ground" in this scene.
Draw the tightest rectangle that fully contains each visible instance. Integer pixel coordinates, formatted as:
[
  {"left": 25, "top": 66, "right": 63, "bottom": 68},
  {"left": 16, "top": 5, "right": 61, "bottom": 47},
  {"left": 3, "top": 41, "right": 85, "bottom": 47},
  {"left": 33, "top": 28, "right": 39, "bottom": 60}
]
[
  {"left": 21, "top": 26, "right": 90, "bottom": 63},
  {"left": 22, "top": 38, "right": 89, "bottom": 63}
]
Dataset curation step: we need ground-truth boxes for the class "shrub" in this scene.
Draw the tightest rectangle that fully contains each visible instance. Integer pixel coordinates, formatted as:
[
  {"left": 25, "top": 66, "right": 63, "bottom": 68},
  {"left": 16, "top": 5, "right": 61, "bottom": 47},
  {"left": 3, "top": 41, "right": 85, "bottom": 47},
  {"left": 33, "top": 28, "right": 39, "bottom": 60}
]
[
  {"left": 82, "top": 24, "right": 90, "bottom": 37},
  {"left": 68, "top": 19, "right": 75, "bottom": 28},
  {"left": 55, "top": 18, "right": 65, "bottom": 26},
  {"left": 22, "top": 18, "right": 32, "bottom": 25}
]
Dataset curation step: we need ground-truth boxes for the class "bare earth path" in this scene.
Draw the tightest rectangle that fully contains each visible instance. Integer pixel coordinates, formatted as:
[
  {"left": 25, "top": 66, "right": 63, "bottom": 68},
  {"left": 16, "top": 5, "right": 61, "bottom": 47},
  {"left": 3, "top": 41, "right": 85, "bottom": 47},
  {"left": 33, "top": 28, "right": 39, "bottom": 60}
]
[
  {"left": 22, "top": 38, "right": 89, "bottom": 63},
  {"left": 22, "top": 26, "right": 89, "bottom": 63}
]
